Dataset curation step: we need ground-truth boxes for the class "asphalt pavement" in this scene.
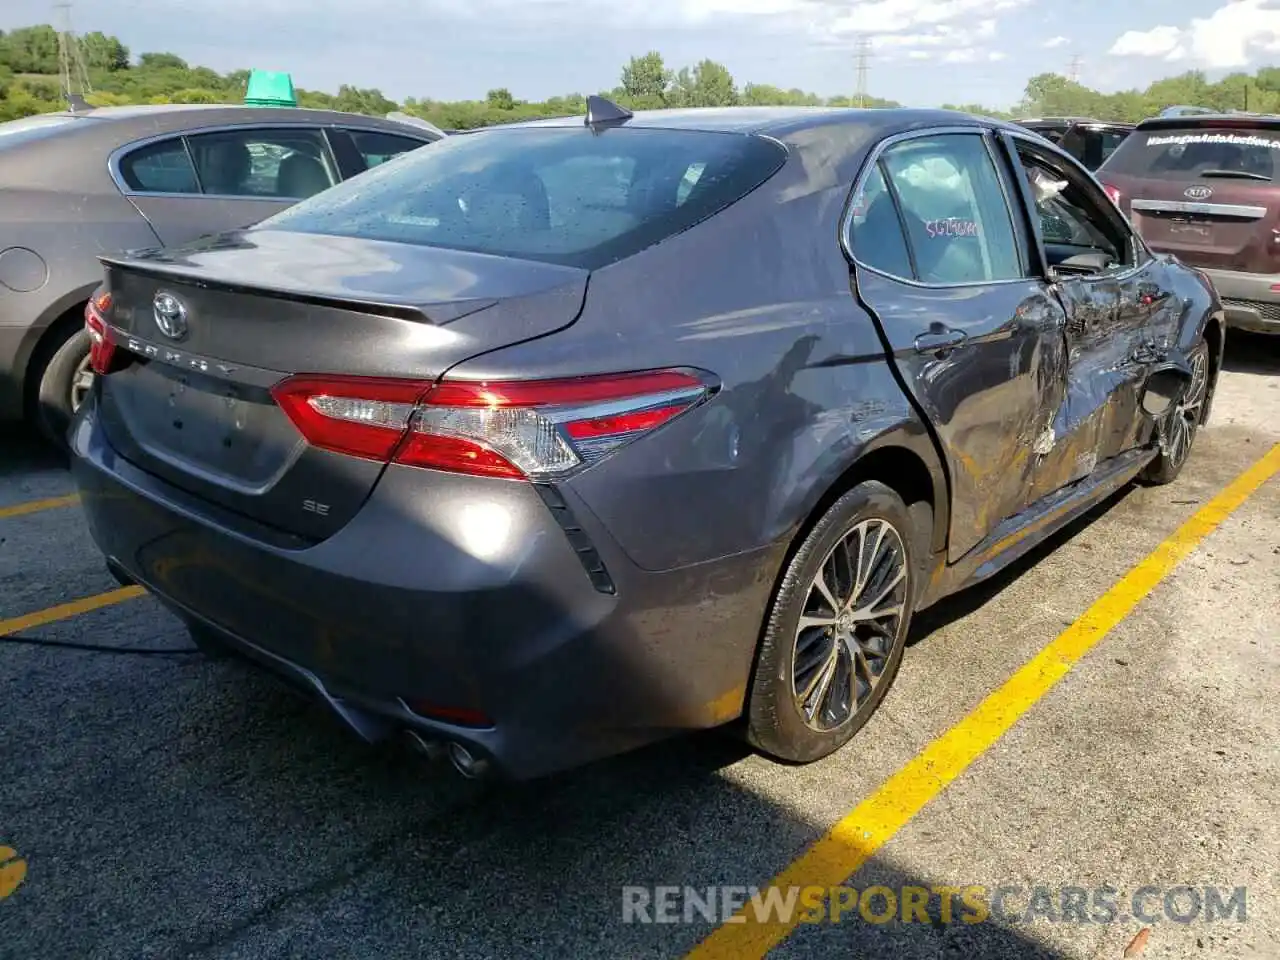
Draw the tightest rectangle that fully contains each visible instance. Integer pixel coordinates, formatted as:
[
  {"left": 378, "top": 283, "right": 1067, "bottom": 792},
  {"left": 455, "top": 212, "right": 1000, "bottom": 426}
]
[{"left": 1, "top": 333, "right": 1277, "bottom": 960}]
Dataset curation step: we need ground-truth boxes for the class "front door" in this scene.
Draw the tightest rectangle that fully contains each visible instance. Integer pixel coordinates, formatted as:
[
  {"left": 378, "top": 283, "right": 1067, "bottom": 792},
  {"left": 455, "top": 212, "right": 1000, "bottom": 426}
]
[
  {"left": 846, "top": 129, "right": 1070, "bottom": 562},
  {"left": 1002, "top": 133, "right": 1180, "bottom": 502}
]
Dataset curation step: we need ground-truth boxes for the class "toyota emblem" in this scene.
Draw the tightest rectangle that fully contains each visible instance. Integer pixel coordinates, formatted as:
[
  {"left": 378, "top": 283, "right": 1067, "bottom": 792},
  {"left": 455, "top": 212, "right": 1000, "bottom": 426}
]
[
  {"left": 1184, "top": 185, "right": 1213, "bottom": 201},
  {"left": 152, "top": 291, "right": 188, "bottom": 340}
]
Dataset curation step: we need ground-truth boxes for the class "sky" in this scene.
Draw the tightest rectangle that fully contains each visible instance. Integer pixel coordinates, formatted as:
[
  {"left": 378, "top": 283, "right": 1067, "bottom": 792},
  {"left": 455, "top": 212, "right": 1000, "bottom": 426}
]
[{"left": 4, "top": 0, "right": 1280, "bottom": 109}]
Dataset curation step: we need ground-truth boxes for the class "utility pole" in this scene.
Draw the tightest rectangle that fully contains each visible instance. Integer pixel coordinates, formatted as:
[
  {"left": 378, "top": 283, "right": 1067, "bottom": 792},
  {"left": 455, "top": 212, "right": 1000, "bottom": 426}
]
[
  {"left": 53, "top": 1, "right": 94, "bottom": 108},
  {"left": 1067, "top": 53, "right": 1082, "bottom": 85},
  {"left": 855, "top": 36, "right": 872, "bottom": 107}
]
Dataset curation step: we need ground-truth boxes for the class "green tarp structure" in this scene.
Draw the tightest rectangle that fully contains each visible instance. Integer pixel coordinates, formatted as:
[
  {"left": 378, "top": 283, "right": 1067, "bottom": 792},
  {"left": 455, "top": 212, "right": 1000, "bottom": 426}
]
[{"left": 244, "top": 69, "right": 297, "bottom": 107}]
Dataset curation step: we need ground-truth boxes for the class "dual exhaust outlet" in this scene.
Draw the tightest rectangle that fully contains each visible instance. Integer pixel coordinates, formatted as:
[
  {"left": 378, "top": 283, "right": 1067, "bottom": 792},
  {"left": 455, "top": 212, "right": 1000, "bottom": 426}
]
[{"left": 404, "top": 729, "right": 491, "bottom": 779}]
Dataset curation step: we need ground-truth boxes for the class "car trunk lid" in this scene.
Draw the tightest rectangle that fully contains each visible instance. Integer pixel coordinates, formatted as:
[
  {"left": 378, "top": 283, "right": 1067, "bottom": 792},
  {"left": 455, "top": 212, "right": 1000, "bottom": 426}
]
[{"left": 95, "top": 228, "right": 588, "bottom": 541}]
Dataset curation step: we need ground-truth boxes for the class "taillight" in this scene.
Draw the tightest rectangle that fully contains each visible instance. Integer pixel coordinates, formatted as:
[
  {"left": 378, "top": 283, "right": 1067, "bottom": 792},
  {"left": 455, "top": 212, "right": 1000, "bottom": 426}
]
[
  {"left": 84, "top": 289, "right": 119, "bottom": 376},
  {"left": 270, "top": 368, "right": 714, "bottom": 480},
  {"left": 1101, "top": 182, "right": 1122, "bottom": 207}
]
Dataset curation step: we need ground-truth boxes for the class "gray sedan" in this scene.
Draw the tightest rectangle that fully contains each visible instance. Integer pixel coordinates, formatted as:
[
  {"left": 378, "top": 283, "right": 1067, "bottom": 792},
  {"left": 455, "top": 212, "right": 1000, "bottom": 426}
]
[{"left": 0, "top": 103, "right": 439, "bottom": 447}]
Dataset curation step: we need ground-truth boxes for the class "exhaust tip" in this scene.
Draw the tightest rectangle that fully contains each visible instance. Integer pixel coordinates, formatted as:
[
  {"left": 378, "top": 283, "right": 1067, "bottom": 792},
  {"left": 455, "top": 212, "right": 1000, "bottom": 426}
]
[
  {"left": 404, "top": 729, "right": 445, "bottom": 762},
  {"left": 447, "top": 741, "right": 491, "bottom": 779}
]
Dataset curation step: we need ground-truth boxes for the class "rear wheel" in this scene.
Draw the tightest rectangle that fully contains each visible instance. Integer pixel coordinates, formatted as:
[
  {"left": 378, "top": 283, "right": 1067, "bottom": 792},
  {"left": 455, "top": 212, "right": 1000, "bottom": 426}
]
[
  {"left": 34, "top": 326, "right": 93, "bottom": 450},
  {"left": 747, "top": 481, "right": 916, "bottom": 764},
  {"left": 1141, "top": 338, "right": 1210, "bottom": 486}
]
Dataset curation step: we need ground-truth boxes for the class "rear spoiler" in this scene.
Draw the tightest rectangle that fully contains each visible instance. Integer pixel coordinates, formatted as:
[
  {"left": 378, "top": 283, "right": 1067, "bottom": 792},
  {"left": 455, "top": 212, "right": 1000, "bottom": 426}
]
[
  {"left": 1136, "top": 114, "right": 1280, "bottom": 132},
  {"left": 95, "top": 251, "right": 480, "bottom": 325}
]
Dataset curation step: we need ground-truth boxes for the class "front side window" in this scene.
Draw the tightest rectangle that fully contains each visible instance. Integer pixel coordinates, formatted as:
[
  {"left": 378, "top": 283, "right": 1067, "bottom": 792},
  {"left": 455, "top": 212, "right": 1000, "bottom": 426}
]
[
  {"left": 119, "top": 138, "right": 200, "bottom": 194},
  {"left": 879, "top": 134, "right": 1023, "bottom": 285},
  {"left": 1016, "top": 145, "right": 1133, "bottom": 269},
  {"left": 258, "top": 126, "right": 788, "bottom": 269},
  {"left": 185, "top": 128, "right": 339, "bottom": 199}
]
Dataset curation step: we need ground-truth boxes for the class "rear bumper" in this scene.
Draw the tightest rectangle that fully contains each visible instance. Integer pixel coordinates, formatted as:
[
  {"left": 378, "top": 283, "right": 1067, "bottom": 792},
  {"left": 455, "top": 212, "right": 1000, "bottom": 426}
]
[
  {"left": 69, "top": 403, "right": 777, "bottom": 780},
  {"left": 1199, "top": 268, "right": 1280, "bottom": 334}
]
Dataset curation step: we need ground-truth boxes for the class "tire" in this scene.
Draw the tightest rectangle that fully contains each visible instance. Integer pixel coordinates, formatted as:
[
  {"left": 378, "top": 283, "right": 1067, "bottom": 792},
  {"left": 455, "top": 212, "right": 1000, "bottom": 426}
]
[
  {"left": 34, "top": 326, "right": 93, "bottom": 451},
  {"left": 1141, "top": 338, "right": 1210, "bottom": 486},
  {"left": 746, "top": 480, "right": 917, "bottom": 764}
]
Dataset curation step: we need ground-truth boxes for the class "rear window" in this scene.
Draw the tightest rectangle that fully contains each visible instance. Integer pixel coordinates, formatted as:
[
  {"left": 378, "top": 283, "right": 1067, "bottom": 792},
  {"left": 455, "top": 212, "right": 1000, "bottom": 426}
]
[
  {"left": 1104, "top": 126, "right": 1280, "bottom": 181},
  {"left": 257, "top": 126, "right": 788, "bottom": 269},
  {"left": 0, "top": 114, "right": 80, "bottom": 150}
]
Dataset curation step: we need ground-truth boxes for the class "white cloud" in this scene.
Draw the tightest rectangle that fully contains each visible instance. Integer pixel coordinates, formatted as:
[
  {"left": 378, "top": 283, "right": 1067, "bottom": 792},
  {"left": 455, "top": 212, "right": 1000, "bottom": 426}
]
[
  {"left": 1107, "top": 0, "right": 1280, "bottom": 68},
  {"left": 1042, "top": 36, "right": 1069, "bottom": 49}
]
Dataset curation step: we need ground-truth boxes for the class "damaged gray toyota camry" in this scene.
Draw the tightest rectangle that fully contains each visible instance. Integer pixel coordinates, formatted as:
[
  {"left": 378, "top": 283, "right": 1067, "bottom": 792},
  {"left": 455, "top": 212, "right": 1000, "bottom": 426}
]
[{"left": 69, "top": 99, "right": 1223, "bottom": 780}]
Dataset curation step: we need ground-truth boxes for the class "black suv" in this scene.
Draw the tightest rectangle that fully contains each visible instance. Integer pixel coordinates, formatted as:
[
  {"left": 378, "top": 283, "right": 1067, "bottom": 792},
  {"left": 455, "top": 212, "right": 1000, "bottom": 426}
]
[{"left": 1015, "top": 117, "right": 1135, "bottom": 171}]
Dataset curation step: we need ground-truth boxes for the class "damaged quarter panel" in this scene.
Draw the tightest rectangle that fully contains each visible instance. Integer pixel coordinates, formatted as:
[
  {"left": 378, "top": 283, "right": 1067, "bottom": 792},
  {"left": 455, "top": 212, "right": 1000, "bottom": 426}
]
[{"left": 446, "top": 120, "right": 948, "bottom": 573}]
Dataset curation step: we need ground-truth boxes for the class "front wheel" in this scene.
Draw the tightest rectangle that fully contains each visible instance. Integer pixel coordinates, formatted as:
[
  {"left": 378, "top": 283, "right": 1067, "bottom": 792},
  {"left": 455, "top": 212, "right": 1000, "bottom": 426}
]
[
  {"left": 746, "top": 481, "right": 916, "bottom": 764},
  {"left": 1141, "top": 338, "right": 1210, "bottom": 486}
]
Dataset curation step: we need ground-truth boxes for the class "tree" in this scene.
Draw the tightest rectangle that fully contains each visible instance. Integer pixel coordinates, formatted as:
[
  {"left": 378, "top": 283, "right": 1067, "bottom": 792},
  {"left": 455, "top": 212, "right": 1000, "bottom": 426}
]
[
  {"left": 621, "top": 51, "right": 671, "bottom": 103},
  {"left": 80, "top": 31, "right": 129, "bottom": 71},
  {"left": 333, "top": 84, "right": 397, "bottom": 115},
  {"left": 486, "top": 87, "right": 515, "bottom": 110},
  {"left": 1, "top": 26, "right": 59, "bottom": 74},
  {"left": 678, "top": 59, "right": 738, "bottom": 107},
  {"left": 137, "top": 51, "right": 187, "bottom": 71}
]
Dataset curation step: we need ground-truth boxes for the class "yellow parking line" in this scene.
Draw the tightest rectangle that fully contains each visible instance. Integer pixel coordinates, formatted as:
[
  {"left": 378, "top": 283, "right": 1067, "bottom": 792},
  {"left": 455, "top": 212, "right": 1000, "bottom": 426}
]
[
  {"left": 0, "top": 494, "right": 80, "bottom": 520},
  {"left": 685, "top": 442, "right": 1280, "bottom": 960},
  {"left": 0, "top": 586, "right": 146, "bottom": 638}
]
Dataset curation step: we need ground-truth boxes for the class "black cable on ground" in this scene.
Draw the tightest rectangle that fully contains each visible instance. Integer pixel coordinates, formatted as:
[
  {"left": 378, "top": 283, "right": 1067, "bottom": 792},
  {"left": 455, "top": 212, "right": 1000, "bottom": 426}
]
[{"left": 0, "top": 635, "right": 199, "bottom": 656}]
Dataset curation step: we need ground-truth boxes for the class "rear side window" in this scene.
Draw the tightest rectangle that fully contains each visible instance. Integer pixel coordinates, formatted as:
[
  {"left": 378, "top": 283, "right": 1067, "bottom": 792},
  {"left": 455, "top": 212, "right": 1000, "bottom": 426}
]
[
  {"left": 876, "top": 134, "right": 1023, "bottom": 285},
  {"left": 119, "top": 139, "right": 200, "bottom": 194},
  {"left": 349, "top": 130, "right": 428, "bottom": 169},
  {"left": 847, "top": 165, "right": 914, "bottom": 279},
  {"left": 258, "top": 126, "right": 788, "bottom": 269},
  {"left": 1104, "top": 126, "right": 1280, "bottom": 182}
]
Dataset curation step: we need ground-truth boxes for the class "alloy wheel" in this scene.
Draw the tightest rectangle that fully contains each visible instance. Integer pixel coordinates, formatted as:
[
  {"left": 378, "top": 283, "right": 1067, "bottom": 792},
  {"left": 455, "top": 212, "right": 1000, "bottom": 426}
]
[
  {"left": 791, "top": 517, "right": 908, "bottom": 732},
  {"left": 1165, "top": 346, "right": 1209, "bottom": 470},
  {"left": 69, "top": 353, "right": 95, "bottom": 413}
]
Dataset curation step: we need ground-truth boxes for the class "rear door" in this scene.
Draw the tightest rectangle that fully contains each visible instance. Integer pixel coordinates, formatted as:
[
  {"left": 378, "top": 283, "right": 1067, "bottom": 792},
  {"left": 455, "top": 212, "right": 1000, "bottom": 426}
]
[
  {"left": 115, "top": 125, "right": 340, "bottom": 246},
  {"left": 1098, "top": 121, "right": 1280, "bottom": 273},
  {"left": 847, "top": 127, "right": 1070, "bottom": 563}
]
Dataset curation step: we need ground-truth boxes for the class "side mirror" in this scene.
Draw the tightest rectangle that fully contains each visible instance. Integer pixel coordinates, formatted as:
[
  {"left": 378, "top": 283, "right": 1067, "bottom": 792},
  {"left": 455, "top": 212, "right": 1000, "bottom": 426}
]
[{"left": 1140, "top": 365, "right": 1190, "bottom": 418}]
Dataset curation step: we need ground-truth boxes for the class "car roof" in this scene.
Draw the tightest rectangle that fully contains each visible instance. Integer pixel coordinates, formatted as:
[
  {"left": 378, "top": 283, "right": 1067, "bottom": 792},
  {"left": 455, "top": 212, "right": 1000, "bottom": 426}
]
[
  {"left": 30, "top": 103, "right": 429, "bottom": 135},
  {"left": 0, "top": 103, "right": 439, "bottom": 192},
  {"left": 483, "top": 105, "right": 1021, "bottom": 139}
]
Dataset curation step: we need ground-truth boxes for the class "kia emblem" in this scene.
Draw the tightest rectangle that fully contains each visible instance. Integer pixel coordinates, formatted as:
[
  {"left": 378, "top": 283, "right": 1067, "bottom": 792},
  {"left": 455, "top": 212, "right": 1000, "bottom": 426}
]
[
  {"left": 1184, "top": 185, "right": 1213, "bottom": 201},
  {"left": 152, "top": 291, "right": 189, "bottom": 340}
]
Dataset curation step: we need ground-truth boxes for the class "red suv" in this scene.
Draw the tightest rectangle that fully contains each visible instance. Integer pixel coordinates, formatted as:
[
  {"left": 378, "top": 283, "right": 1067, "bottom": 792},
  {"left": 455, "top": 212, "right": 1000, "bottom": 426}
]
[{"left": 1099, "top": 113, "right": 1280, "bottom": 335}]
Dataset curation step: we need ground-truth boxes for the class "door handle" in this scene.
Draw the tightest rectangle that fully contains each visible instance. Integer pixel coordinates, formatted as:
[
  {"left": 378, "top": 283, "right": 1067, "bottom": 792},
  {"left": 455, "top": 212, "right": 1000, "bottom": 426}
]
[{"left": 914, "top": 327, "right": 967, "bottom": 354}]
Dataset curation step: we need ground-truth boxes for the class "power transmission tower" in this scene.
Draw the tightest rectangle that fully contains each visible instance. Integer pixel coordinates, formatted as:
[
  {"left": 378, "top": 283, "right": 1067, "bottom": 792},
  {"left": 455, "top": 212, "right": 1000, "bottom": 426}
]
[
  {"left": 855, "top": 37, "right": 872, "bottom": 108},
  {"left": 1067, "top": 54, "right": 1082, "bottom": 84},
  {"left": 53, "top": 2, "right": 94, "bottom": 108}
]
